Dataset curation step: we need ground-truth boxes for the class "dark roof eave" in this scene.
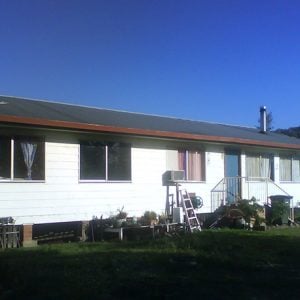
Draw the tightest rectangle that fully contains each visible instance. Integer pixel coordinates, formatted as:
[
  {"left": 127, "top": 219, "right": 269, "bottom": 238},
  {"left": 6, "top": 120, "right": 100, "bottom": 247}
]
[{"left": 1, "top": 114, "right": 300, "bottom": 150}]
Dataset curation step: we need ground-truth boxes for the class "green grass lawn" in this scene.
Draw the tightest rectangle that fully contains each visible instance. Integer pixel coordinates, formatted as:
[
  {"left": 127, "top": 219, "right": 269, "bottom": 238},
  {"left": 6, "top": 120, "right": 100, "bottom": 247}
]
[{"left": 1, "top": 228, "right": 300, "bottom": 299}]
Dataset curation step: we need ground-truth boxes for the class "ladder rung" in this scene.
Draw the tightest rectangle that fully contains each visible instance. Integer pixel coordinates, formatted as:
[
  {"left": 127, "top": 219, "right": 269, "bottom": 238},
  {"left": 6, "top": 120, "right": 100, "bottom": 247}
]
[{"left": 180, "top": 189, "right": 201, "bottom": 232}]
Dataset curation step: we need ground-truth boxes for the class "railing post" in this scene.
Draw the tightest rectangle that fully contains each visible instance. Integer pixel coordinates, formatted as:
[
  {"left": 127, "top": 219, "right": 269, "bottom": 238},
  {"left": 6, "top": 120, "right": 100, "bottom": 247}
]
[{"left": 266, "top": 178, "right": 269, "bottom": 204}]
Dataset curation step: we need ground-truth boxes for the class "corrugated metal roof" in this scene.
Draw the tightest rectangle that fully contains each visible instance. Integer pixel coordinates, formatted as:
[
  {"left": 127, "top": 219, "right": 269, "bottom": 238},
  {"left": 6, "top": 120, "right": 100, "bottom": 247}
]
[{"left": 0, "top": 95, "right": 300, "bottom": 147}]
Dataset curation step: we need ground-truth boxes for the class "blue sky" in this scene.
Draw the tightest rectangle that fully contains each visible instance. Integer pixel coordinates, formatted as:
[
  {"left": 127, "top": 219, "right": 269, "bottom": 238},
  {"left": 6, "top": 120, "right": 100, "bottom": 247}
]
[{"left": 1, "top": 0, "right": 300, "bottom": 129}]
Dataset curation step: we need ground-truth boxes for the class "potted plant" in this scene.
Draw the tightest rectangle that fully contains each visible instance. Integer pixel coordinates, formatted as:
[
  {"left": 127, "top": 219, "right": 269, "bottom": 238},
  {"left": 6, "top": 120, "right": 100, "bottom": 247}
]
[
  {"left": 141, "top": 211, "right": 157, "bottom": 226},
  {"left": 237, "top": 198, "right": 265, "bottom": 228},
  {"left": 114, "top": 206, "right": 128, "bottom": 227}
]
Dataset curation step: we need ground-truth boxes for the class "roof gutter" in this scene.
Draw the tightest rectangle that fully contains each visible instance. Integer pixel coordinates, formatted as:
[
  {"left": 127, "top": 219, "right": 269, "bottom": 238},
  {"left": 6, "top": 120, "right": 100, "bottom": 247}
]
[{"left": 1, "top": 114, "right": 300, "bottom": 150}]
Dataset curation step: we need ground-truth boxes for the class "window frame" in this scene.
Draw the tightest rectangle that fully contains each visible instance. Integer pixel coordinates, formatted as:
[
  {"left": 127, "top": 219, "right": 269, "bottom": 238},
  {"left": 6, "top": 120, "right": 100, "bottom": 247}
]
[
  {"left": 279, "top": 155, "right": 300, "bottom": 182},
  {"left": 178, "top": 149, "right": 206, "bottom": 182},
  {"left": 0, "top": 136, "right": 45, "bottom": 182},
  {"left": 245, "top": 153, "right": 274, "bottom": 181},
  {"left": 79, "top": 141, "right": 132, "bottom": 182}
]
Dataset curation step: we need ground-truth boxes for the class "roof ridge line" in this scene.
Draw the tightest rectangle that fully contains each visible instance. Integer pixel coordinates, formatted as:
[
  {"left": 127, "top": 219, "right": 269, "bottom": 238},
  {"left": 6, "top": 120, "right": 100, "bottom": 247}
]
[{"left": 0, "top": 94, "right": 256, "bottom": 129}]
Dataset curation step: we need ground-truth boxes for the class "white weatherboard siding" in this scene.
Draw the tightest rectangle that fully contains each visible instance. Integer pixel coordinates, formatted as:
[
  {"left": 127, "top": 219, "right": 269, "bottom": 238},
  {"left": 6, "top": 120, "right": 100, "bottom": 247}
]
[
  {"left": 130, "top": 147, "right": 166, "bottom": 215},
  {"left": 163, "top": 147, "right": 224, "bottom": 213},
  {"left": 179, "top": 150, "right": 225, "bottom": 213},
  {"left": 0, "top": 142, "right": 167, "bottom": 224},
  {"left": 2, "top": 135, "right": 300, "bottom": 225}
]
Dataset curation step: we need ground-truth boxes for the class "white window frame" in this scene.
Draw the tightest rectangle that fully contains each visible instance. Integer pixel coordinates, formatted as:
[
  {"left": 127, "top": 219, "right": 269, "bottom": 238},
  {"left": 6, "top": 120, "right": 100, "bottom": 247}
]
[
  {"left": 279, "top": 155, "right": 300, "bottom": 182},
  {"left": 0, "top": 137, "right": 45, "bottom": 182},
  {"left": 79, "top": 142, "right": 132, "bottom": 182},
  {"left": 178, "top": 149, "right": 206, "bottom": 182},
  {"left": 245, "top": 153, "right": 274, "bottom": 181}
]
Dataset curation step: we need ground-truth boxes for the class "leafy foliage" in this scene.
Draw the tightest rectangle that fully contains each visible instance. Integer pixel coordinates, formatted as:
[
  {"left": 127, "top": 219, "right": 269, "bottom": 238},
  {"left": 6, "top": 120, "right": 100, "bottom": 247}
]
[
  {"left": 236, "top": 198, "right": 264, "bottom": 225},
  {"left": 208, "top": 198, "right": 264, "bottom": 228},
  {"left": 140, "top": 211, "right": 157, "bottom": 225},
  {"left": 275, "top": 126, "right": 300, "bottom": 138}
]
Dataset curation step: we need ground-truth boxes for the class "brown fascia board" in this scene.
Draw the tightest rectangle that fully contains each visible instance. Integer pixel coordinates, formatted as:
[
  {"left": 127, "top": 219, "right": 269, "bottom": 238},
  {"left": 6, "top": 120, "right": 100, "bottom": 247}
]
[{"left": 1, "top": 114, "right": 300, "bottom": 150}]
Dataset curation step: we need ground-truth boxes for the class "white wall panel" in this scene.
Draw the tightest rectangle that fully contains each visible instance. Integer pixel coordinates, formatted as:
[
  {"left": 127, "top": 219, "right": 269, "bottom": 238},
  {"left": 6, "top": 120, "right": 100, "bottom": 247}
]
[
  {"left": 0, "top": 143, "right": 167, "bottom": 224},
  {"left": 2, "top": 136, "right": 300, "bottom": 224}
]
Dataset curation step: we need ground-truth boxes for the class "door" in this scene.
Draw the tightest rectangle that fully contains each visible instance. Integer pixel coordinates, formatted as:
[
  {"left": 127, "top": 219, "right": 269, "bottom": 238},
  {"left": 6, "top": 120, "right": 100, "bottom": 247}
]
[{"left": 224, "top": 150, "right": 241, "bottom": 204}]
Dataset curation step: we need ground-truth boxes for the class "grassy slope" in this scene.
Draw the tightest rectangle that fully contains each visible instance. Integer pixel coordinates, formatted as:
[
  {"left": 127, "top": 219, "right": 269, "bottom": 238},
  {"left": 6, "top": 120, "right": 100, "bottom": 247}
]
[{"left": 1, "top": 228, "right": 300, "bottom": 299}]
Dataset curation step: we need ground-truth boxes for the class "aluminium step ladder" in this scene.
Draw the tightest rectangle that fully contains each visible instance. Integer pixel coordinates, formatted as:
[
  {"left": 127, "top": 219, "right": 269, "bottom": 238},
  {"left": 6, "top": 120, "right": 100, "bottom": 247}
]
[{"left": 180, "top": 189, "right": 201, "bottom": 232}]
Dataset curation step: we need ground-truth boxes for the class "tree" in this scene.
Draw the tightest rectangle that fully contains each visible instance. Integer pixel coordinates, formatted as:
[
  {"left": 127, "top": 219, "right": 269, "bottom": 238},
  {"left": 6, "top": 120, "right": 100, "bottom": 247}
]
[
  {"left": 275, "top": 126, "right": 300, "bottom": 138},
  {"left": 266, "top": 111, "right": 274, "bottom": 131}
]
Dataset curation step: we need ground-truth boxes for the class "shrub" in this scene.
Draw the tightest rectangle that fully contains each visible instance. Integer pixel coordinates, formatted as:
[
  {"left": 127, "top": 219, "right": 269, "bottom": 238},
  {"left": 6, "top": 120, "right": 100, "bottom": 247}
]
[
  {"left": 140, "top": 211, "right": 157, "bottom": 225},
  {"left": 237, "top": 197, "right": 265, "bottom": 225}
]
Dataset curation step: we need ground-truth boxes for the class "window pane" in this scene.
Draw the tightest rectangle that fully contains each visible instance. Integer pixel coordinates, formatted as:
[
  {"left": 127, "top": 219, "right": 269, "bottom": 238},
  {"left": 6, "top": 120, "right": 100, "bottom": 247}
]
[
  {"left": 178, "top": 150, "right": 205, "bottom": 181},
  {"left": 292, "top": 157, "right": 300, "bottom": 181},
  {"left": 14, "top": 139, "right": 45, "bottom": 180},
  {"left": 178, "top": 150, "right": 186, "bottom": 179},
  {"left": 269, "top": 155, "right": 274, "bottom": 180},
  {"left": 188, "top": 151, "right": 202, "bottom": 181},
  {"left": 246, "top": 155, "right": 260, "bottom": 178},
  {"left": 246, "top": 154, "right": 273, "bottom": 180},
  {"left": 280, "top": 156, "right": 292, "bottom": 181},
  {"left": 80, "top": 142, "right": 105, "bottom": 180},
  {"left": 108, "top": 143, "right": 131, "bottom": 180},
  {"left": 261, "top": 154, "right": 274, "bottom": 180},
  {"left": 0, "top": 137, "right": 11, "bottom": 179}
]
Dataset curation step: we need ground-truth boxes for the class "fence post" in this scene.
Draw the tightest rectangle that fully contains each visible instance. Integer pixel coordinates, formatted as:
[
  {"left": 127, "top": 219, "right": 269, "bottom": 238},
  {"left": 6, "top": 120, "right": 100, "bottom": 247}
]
[{"left": 21, "top": 224, "right": 37, "bottom": 247}]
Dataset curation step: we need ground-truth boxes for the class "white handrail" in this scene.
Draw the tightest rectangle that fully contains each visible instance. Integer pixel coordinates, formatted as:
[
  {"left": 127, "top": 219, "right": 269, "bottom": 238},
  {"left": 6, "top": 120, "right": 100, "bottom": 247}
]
[{"left": 211, "top": 176, "right": 290, "bottom": 212}]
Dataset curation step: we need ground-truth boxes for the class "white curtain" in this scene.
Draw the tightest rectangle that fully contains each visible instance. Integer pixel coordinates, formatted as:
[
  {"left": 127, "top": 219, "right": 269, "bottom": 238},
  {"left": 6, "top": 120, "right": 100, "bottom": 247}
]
[
  {"left": 260, "top": 155, "right": 271, "bottom": 178},
  {"left": 246, "top": 155, "right": 260, "bottom": 178},
  {"left": 292, "top": 157, "right": 300, "bottom": 181},
  {"left": 280, "top": 156, "right": 300, "bottom": 182},
  {"left": 280, "top": 156, "right": 291, "bottom": 181},
  {"left": 21, "top": 142, "right": 37, "bottom": 179},
  {"left": 246, "top": 154, "right": 272, "bottom": 179}
]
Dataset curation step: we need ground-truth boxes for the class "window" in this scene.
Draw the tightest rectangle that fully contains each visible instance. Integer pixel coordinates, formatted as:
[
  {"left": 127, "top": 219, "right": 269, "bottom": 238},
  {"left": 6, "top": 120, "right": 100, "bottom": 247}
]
[
  {"left": 80, "top": 141, "right": 131, "bottom": 181},
  {"left": 0, "top": 137, "right": 45, "bottom": 181},
  {"left": 280, "top": 155, "right": 300, "bottom": 182},
  {"left": 80, "top": 142, "right": 106, "bottom": 180},
  {"left": 0, "top": 137, "right": 11, "bottom": 179},
  {"left": 178, "top": 150, "right": 205, "bottom": 181},
  {"left": 246, "top": 153, "right": 274, "bottom": 180}
]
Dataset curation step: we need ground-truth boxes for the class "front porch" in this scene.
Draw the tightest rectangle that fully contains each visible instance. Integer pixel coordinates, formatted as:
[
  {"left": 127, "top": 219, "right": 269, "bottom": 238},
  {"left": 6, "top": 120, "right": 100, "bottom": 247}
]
[{"left": 211, "top": 177, "right": 294, "bottom": 220}]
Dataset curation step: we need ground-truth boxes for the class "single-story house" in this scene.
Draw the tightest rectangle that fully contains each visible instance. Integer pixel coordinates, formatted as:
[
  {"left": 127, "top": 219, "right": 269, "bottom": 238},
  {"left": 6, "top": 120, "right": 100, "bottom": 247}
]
[{"left": 1, "top": 95, "right": 300, "bottom": 225}]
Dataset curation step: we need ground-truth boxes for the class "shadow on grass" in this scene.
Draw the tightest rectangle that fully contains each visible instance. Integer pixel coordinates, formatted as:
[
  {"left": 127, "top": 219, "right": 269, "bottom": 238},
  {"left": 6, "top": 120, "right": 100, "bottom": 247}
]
[{"left": 1, "top": 229, "right": 300, "bottom": 299}]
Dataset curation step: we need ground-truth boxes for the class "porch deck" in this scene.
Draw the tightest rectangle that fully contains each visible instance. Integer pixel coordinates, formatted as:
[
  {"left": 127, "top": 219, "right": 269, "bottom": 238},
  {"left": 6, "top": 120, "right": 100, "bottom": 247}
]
[{"left": 211, "top": 176, "right": 293, "bottom": 216}]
